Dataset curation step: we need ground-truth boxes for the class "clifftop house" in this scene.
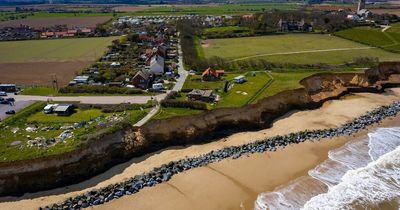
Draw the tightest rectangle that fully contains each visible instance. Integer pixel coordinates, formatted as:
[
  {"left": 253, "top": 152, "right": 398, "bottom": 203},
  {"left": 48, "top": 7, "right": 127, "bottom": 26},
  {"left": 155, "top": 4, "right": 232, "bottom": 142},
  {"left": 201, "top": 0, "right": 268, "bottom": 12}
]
[{"left": 202, "top": 67, "right": 225, "bottom": 81}]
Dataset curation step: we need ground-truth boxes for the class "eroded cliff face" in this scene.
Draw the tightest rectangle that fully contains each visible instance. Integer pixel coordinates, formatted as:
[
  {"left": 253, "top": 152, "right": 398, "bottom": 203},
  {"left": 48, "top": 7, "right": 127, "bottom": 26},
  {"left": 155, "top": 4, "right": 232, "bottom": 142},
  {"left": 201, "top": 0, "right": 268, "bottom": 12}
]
[{"left": 1, "top": 62, "right": 400, "bottom": 196}]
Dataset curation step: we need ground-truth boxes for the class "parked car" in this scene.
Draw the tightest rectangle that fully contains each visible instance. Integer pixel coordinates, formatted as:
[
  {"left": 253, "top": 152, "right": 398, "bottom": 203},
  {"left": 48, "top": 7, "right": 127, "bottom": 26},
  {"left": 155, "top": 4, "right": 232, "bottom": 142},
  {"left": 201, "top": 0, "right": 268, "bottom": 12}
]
[
  {"left": 6, "top": 98, "right": 15, "bottom": 102},
  {"left": 5, "top": 110, "right": 15, "bottom": 115},
  {"left": 0, "top": 100, "right": 10, "bottom": 104},
  {"left": 0, "top": 92, "right": 7, "bottom": 96},
  {"left": 0, "top": 97, "right": 3, "bottom": 101}
]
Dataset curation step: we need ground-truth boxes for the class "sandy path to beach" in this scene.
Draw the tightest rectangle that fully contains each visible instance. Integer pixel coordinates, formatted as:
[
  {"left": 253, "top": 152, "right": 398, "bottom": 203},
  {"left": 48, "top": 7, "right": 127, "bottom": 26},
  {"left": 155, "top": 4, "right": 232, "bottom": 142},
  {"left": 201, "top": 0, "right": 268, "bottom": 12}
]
[{"left": 1, "top": 89, "right": 400, "bottom": 210}]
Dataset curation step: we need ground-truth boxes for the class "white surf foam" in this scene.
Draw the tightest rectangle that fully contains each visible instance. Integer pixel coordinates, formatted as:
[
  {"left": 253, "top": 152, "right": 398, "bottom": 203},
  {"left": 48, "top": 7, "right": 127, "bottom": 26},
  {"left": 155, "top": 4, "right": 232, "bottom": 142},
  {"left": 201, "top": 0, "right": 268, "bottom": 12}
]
[
  {"left": 302, "top": 145, "right": 400, "bottom": 210},
  {"left": 254, "top": 127, "right": 400, "bottom": 210}
]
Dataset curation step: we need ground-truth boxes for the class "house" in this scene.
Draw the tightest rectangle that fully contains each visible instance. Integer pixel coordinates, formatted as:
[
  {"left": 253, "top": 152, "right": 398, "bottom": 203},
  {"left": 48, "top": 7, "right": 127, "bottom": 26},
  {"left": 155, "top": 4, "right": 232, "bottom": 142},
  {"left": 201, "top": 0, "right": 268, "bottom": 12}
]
[
  {"left": 43, "top": 104, "right": 58, "bottom": 114},
  {"left": 187, "top": 89, "right": 216, "bottom": 102},
  {"left": 149, "top": 55, "right": 164, "bottom": 75},
  {"left": 202, "top": 67, "right": 225, "bottom": 81},
  {"left": 132, "top": 70, "right": 152, "bottom": 89},
  {"left": 233, "top": 75, "right": 246, "bottom": 84},
  {"left": 0, "top": 84, "right": 16, "bottom": 92},
  {"left": 53, "top": 104, "right": 74, "bottom": 116}
]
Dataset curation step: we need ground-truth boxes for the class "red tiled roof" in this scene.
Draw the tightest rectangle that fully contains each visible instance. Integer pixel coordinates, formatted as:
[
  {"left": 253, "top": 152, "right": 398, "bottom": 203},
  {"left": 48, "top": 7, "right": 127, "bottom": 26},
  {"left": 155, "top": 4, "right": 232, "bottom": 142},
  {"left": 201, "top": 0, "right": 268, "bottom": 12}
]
[{"left": 202, "top": 67, "right": 224, "bottom": 77}]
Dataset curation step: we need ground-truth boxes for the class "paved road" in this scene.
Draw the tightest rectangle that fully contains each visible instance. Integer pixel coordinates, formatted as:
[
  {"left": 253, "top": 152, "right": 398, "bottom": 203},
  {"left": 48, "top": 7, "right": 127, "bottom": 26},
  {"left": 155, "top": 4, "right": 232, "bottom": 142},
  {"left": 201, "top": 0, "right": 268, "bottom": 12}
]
[
  {"left": 134, "top": 42, "right": 188, "bottom": 126},
  {"left": 12, "top": 94, "right": 167, "bottom": 105}
]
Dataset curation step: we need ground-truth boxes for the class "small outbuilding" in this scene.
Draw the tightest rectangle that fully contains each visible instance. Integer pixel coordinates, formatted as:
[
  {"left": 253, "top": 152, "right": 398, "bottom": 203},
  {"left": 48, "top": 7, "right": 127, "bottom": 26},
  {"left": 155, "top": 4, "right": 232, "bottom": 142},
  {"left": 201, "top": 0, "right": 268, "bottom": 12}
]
[
  {"left": 43, "top": 104, "right": 58, "bottom": 114},
  {"left": 0, "top": 84, "right": 17, "bottom": 92},
  {"left": 187, "top": 89, "right": 216, "bottom": 102},
  {"left": 233, "top": 75, "right": 246, "bottom": 84},
  {"left": 53, "top": 104, "right": 75, "bottom": 116}
]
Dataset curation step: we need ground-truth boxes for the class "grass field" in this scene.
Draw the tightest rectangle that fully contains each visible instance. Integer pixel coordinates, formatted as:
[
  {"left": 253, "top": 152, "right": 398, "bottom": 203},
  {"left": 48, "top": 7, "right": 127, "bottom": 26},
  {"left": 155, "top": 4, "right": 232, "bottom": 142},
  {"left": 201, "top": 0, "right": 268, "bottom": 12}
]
[
  {"left": 202, "top": 34, "right": 400, "bottom": 64},
  {"left": 334, "top": 26, "right": 400, "bottom": 53},
  {"left": 130, "top": 3, "right": 300, "bottom": 16},
  {"left": 0, "top": 37, "right": 116, "bottom": 63},
  {"left": 0, "top": 102, "right": 147, "bottom": 162},
  {"left": 153, "top": 107, "right": 204, "bottom": 120}
]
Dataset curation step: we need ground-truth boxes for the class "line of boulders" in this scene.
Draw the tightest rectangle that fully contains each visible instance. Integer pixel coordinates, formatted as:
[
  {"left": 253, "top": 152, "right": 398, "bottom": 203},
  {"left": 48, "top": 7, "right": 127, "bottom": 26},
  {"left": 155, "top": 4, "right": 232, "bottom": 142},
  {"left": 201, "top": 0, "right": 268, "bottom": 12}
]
[{"left": 41, "top": 101, "right": 400, "bottom": 210}]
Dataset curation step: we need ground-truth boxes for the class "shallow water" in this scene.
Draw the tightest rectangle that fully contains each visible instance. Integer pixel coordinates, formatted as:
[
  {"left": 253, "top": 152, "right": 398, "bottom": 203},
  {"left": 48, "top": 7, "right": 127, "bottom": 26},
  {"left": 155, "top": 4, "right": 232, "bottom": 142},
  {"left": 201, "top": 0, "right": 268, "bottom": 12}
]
[{"left": 254, "top": 127, "right": 400, "bottom": 210}]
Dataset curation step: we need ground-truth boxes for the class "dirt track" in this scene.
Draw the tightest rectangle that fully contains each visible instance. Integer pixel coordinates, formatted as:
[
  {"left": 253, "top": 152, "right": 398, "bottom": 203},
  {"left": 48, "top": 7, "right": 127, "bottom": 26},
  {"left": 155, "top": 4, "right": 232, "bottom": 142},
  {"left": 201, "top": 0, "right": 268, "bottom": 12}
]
[{"left": 0, "top": 61, "right": 92, "bottom": 86}]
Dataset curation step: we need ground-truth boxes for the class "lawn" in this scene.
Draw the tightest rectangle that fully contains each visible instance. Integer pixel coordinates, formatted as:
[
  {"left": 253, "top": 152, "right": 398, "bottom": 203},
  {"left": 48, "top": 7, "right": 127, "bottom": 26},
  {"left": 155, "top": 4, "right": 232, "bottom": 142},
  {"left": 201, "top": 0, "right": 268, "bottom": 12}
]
[
  {"left": 202, "top": 34, "right": 400, "bottom": 64},
  {"left": 0, "top": 37, "right": 117, "bottom": 63},
  {"left": 20, "top": 87, "right": 155, "bottom": 96},
  {"left": 216, "top": 71, "right": 272, "bottom": 108},
  {"left": 334, "top": 26, "right": 400, "bottom": 53},
  {"left": 0, "top": 102, "right": 147, "bottom": 162},
  {"left": 153, "top": 107, "right": 204, "bottom": 120}
]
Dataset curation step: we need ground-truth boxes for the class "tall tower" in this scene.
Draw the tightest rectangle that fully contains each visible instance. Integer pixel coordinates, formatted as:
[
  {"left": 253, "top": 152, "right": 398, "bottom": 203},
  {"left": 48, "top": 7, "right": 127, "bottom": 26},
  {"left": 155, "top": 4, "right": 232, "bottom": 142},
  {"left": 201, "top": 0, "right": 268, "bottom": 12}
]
[{"left": 357, "top": 0, "right": 366, "bottom": 12}]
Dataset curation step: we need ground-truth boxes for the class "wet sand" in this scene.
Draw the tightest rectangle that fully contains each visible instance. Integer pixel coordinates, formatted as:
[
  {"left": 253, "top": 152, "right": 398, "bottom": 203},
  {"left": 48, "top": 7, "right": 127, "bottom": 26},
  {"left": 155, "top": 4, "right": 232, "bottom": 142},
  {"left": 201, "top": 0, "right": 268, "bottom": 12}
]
[{"left": 1, "top": 89, "right": 400, "bottom": 210}]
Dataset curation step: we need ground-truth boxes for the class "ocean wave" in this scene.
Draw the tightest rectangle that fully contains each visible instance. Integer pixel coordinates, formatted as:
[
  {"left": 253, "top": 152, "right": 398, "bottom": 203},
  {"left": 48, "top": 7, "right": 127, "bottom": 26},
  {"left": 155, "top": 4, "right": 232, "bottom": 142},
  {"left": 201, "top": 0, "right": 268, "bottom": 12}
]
[
  {"left": 302, "top": 145, "right": 400, "bottom": 210},
  {"left": 255, "top": 127, "right": 400, "bottom": 210}
]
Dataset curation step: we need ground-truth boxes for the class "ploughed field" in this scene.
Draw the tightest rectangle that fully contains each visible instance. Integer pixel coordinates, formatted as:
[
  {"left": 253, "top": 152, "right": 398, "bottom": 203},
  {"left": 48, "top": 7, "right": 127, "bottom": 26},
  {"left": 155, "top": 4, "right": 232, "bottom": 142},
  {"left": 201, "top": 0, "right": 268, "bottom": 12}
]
[
  {"left": 0, "top": 16, "right": 111, "bottom": 29},
  {"left": 0, "top": 37, "right": 116, "bottom": 86},
  {"left": 202, "top": 34, "right": 400, "bottom": 64}
]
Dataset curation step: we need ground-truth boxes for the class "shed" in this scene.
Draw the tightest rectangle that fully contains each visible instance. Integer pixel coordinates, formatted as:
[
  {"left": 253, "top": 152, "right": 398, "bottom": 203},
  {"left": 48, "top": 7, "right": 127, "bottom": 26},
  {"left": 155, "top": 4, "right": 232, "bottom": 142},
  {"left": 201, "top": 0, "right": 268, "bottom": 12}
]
[{"left": 54, "top": 104, "right": 74, "bottom": 116}]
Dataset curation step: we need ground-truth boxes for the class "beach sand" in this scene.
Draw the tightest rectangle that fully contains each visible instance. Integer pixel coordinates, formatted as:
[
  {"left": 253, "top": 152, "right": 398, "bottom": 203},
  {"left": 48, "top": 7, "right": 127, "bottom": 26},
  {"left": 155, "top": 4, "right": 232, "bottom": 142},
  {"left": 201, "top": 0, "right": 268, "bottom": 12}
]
[{"left": 1, "top": 89, "right": 400, "bottom": 210}]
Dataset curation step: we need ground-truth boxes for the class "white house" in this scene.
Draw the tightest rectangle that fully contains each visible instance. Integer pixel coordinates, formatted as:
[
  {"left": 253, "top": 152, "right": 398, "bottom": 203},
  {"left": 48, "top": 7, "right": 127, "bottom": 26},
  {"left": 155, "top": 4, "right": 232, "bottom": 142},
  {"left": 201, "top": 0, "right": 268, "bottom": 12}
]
[{"left": 149, "top": 55, "right": 164, "bottom": 75}]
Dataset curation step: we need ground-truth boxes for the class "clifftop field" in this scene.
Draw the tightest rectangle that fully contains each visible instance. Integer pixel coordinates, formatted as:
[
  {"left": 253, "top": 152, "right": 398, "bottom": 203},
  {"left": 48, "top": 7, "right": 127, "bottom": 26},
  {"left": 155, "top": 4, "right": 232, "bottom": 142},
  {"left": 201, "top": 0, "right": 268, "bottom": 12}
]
[
  {"left": 0, "top": 37, "right": 116, "bottom": 86},
  {"left": 201, "top": 34, "right": 400, "bottom": 65}
]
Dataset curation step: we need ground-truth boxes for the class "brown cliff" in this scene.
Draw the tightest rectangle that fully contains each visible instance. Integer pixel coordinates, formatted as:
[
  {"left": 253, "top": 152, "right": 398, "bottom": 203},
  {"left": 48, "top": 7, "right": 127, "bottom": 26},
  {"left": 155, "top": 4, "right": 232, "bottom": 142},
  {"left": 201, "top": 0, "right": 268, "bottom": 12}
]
[{"left": 1, "top": 62, "right": 400, "bottom": 196}]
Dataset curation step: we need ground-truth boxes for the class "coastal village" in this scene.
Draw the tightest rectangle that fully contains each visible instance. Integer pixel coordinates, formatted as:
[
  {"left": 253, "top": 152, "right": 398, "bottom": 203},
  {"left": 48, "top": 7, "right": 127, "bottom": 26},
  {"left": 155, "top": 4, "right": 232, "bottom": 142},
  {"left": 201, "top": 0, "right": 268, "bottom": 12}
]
[{"left": 0, "top": 0, "right": 400, "bottom": 209}]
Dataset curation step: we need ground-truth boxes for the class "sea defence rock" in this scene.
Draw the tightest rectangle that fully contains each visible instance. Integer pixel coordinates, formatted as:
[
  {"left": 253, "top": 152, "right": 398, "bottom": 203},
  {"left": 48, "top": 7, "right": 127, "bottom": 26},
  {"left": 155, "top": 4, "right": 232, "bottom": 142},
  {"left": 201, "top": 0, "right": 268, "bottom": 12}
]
[{"left": 1, "top": 62, "right": 400, "bottom": 196}]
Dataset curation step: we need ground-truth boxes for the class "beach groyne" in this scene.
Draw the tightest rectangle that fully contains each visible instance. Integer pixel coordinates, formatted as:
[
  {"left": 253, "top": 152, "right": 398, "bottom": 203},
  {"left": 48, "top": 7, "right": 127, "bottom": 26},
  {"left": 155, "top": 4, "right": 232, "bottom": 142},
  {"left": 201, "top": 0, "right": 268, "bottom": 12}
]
[{"left": 1, "top": 62, "right": 400, "bottom": 198}]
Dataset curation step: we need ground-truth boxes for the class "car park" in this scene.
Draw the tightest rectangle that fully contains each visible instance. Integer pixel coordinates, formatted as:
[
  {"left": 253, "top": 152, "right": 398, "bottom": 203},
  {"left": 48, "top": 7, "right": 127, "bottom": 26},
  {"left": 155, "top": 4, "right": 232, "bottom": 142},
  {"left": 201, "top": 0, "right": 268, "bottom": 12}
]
[{"left": 5, "top": 110, "right": 15, "bottom": 115}]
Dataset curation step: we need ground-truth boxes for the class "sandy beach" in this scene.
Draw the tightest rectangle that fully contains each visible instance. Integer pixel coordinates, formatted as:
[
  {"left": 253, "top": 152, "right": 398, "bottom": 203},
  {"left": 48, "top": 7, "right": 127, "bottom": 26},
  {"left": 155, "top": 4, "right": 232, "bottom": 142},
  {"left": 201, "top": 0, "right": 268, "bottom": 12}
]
[{"left": 1, "top": 88, "right": 400, "bottom": 210}]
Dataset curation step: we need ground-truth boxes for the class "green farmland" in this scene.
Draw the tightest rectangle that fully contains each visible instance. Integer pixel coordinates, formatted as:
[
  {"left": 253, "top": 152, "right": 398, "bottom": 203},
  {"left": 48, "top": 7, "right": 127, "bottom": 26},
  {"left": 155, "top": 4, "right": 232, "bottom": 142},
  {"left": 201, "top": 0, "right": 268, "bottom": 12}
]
[
  {"left": 0, "top": 37, "right": 117, "bottom": 63},
  {"left": 131, "top": 3, "right": 300, "bottom": 16},
  {"left": 202, "top": 34, "right": 400, "bottom": 64},
  {"left": 334, "top": 25, "right": 400, "bottom": 53}
]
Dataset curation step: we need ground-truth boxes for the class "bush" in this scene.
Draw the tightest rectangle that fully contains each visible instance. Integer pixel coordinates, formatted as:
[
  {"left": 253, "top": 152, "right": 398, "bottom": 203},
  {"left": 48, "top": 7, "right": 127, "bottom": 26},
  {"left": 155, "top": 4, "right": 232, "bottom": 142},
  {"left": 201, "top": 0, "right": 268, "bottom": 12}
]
[{"left": 161, "top": 99, "right": 207, "bottom": 110}]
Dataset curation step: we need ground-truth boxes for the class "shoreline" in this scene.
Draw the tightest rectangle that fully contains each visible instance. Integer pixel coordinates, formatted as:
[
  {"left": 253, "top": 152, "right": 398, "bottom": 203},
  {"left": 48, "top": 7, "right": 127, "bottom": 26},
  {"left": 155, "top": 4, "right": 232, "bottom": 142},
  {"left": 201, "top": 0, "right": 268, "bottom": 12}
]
[
  {"left": 1, "top": 89, "right": 400, "bottom": 209},
  {"left": 95, "top": 115, "right": 400, "bottom": 210}
]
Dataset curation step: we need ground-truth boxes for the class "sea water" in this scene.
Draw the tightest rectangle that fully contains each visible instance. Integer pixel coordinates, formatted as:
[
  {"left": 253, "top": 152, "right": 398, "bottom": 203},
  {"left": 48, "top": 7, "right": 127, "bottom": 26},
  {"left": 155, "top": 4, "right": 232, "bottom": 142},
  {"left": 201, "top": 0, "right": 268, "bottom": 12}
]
[{"left": 254, "top": 127, "right": 400, "bottom": 210}]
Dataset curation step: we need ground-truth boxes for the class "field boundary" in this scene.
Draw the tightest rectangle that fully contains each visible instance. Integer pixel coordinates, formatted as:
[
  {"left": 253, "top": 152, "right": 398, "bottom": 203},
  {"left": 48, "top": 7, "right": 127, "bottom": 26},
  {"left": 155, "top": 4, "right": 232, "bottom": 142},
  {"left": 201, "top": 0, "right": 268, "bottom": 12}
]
[
  {"left": 231, "top": 46, "right": 376, "bottom": 62},
  {"left": 246, "top": 71, "right": 274, "bottom": 105}
]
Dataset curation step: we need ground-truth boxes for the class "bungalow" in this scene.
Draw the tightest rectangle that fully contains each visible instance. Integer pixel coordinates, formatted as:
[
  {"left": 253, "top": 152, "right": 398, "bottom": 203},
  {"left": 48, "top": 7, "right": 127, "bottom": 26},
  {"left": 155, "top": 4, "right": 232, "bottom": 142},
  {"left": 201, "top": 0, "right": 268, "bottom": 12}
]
[
  {"left": 54, "top": 104, "right": 74, "bottom": 116},
  {"left": 149, "top": 55, "right": 164, "bottom": 75},
  {"left": 187, "top": 89, "right": 216, "bottom": 102},
  {"left": 132, "top": 70, "right": 152, "bottom": 89},
  {"left": 202, "top": 67, "right": 225, "bottom": 81}
]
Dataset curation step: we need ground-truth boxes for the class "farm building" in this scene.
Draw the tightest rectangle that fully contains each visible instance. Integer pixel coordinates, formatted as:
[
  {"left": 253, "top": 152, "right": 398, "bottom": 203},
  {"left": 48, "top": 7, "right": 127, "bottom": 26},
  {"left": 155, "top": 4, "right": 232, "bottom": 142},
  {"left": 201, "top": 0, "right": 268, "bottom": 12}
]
[
  {"left": 202, "top": 68, "right": 225, "bottom": 81},
  {"left": 187, "top": 89, "right": 216, "bottom": 102},
  {"left": 54, "top": 104, "right": 75, "bottom": 116}
]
